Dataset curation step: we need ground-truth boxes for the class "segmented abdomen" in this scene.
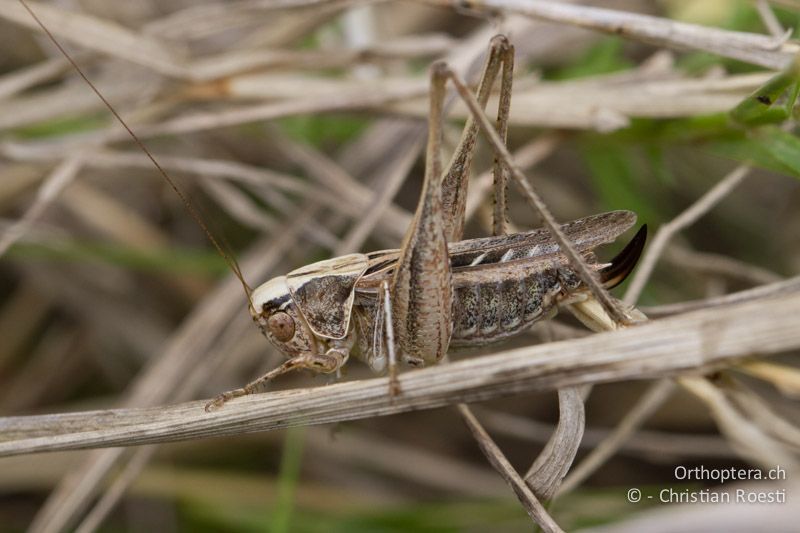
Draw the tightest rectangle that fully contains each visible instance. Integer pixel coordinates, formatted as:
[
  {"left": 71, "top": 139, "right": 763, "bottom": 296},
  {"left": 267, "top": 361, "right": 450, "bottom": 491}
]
[{"left": 450, "top": 265, "right": 582, "bottom": 346}]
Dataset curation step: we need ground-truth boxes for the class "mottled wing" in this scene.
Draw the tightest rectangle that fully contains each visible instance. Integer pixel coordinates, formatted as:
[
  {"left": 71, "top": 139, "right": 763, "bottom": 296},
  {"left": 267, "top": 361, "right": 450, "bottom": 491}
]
[
  {"left": 287, "top": 253, "right": 369, "bottom": 339},
  {"left": 452, "top": 219, "right": 645, "bottom": 291},
  {"left": 448, "top": 210, "right": 637, "bottom": 267},
  {"left": 357, "top": 211, "right": 637, "bottom": 292}
]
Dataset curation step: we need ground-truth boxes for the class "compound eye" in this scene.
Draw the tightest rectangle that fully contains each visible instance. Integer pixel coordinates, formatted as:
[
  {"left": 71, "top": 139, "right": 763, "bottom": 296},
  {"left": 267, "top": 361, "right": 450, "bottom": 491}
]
[{"left": 267, "top": 312, "right": 295, "bottom": 342}]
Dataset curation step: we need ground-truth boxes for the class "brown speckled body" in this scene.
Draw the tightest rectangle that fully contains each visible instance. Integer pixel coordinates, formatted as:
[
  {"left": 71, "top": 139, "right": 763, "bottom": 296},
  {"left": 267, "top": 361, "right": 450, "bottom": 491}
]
[
  {"left": 350, "top": 260, "right": 586, "bottom": 366},
  {"left": 354, "top": 261, "right": 584, "bottom": 358},
  {"left": 450, "top": 263, "right": 579, "bottom": 346},
  {"left": 205, "top": 37, "right": 647, "bottom": 410},
  {"left": 346, "top": 210, "right": 643, "bottom": 369}
]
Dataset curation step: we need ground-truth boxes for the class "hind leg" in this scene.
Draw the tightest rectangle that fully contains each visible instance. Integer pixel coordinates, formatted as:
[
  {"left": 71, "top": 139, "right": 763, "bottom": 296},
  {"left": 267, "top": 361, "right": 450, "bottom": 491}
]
[
  {"left": 390, "top": 61, "right": 453, "bottom": 367},
  {"left": 440, "top": 35, "right": 515, "bottom": 242},
  {"left": 389, "top": 36, "right": 517, "bottom": 369}
]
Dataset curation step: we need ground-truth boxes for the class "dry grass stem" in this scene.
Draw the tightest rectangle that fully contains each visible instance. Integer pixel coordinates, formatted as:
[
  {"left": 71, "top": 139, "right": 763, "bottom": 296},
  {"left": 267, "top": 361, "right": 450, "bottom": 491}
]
[
  {"left": 464, "top": 133, "right": 563, "bottom": 220},
  {"left": 738, "top": 361, "right": 800, "bottom": 398},
  {"left": 679, "top": 377, "right": 798, "bottom": 471},
  {"left": 186, "top": 33, "right": 456, "bottom": 80},
  {"left": 13, "top": 21, "right": 543, "bottom": 529},
  {"left": 60, "top": 181, "right": 168, "bottom": 250},
  {"left": 642, "top": 273, "right": 800, "bottom": 317},
  {"left": 4, "top": 0, "right": 185, "bottom": 76},
  {"left": 395, "top": 72, "right": 771, "bottom": 131},
  {"left": 2, "top": 283, "right": 800, "bottom": 456},
  {"left": 0, "top": 153, "right": 86, "bottom": 258},
  {"left": 722, "top": 379, "right": 800, "bottom": 449},
  {"left": 456, "top": 404, "right": 563, "bottom": 532},
  {"left": 755, "top": 0, "right": 786, "bottom": 38},
  {"left": 0, "top": 56, "right": 72, "bottom": 100},
  {"left": 529, "top": 296, "right": 646, "bottom": 500},
  {"left": 301, "top": 427, "right": 509, "bottom": 497},
  {"left": 28, "top": 216, "right": 324, "bottom": 533},
  {"left": 2, "top": 1, "right": 798, "bottom": 529},
  {"left": 426, "top": 0, "right": 799, "bottom": 69},
  {"left": 557, "top": 379, "right": 676, "bottom": 496},
  {"left": 477, "top": 408, "right": 738, "bottom": 459},
  {"left": 335, "top": 133, "right": 424, "bottom": 254},
  {"left": 133, "top": 87, "right": 428, "bottom": 140},
  {"left": 0, "top": 147, "right": 413, "bottom": 244},
  {"left": 73, "top": 446, "right": 157, "bottom": 533},
  {"left": 0, "top": 66, "right": 767, "bottom": 150},
  {"left": 665, "top": 246, "right": 783, "bottom": 286},
  {"left": 625, "top": 165, "right": 751, "bottom": 304},
  {"left": 524, "top": 386, "right": 585, "bottom": 500}
]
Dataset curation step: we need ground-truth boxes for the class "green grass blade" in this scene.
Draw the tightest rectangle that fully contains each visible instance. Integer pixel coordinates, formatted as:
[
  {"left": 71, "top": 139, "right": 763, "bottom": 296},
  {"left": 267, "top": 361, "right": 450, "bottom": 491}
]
[{"left": 271, "top": 427, "right": 307, "bottom": 533}]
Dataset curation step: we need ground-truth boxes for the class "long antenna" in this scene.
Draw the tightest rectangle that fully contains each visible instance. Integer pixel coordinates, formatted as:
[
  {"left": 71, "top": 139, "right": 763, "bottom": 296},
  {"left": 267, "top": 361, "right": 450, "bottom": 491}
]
[{"left": 19, "top": 0, "right": 254, "bottom": 304}]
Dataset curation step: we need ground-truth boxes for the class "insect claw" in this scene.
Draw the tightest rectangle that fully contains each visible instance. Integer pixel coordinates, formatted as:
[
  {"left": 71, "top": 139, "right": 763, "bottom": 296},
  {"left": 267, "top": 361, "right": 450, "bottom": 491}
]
[
  {"left": 430, "top": 59, "right": 451, "bottom": 79},
  {"left": 204, "top": 395, "right": 227, "bottom": 412},
  {"left": 489, "top": 34, "right": 510, "bottom": 49},
  {"left": 204, "top": 388, "right": 247, "bottom": 412}
]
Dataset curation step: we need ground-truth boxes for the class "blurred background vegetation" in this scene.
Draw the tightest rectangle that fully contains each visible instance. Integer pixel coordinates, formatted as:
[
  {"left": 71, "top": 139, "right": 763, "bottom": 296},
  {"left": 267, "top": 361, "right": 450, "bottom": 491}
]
[{"left": 0, "top": 0, "right": 798, "bottom": 531}]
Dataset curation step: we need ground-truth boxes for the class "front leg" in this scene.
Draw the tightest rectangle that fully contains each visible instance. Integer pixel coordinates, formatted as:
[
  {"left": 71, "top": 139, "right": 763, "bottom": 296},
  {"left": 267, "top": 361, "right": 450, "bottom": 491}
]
[{"left": 204, "top": 341, "right": 351, "bottom": 412}]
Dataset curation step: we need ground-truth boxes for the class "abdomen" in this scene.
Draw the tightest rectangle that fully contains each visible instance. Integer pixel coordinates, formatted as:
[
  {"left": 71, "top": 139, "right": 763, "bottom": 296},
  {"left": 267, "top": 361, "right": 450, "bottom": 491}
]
[{"left": 450, "top": 266, "right": 581, "bottom": 346}]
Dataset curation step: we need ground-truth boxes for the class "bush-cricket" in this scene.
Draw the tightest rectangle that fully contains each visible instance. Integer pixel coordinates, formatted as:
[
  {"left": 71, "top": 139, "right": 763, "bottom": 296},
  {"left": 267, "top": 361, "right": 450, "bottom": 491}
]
[{"left": 17, "top": 3, "right": 646, "bottom": 415}]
